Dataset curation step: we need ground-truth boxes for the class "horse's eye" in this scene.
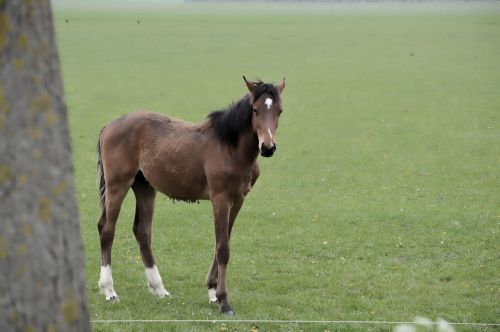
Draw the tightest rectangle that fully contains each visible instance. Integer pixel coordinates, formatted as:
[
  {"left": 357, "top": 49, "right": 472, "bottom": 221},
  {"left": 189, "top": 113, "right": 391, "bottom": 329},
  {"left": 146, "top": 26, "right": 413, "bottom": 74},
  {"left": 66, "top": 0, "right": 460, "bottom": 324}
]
[
  {"left": 278, "top": 109, "right": 283, "bottom": 115},
  {"left": 253, "top": 108, "right": 258, "bottom": 115}
]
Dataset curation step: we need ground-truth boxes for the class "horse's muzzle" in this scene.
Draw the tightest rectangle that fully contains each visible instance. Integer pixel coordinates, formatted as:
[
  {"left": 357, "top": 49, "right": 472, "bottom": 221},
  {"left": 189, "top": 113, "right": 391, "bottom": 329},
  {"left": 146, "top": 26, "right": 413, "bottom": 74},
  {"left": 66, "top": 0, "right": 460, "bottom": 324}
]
[{"left": 260, "top": 143, "right": 276, "bottom": 157}]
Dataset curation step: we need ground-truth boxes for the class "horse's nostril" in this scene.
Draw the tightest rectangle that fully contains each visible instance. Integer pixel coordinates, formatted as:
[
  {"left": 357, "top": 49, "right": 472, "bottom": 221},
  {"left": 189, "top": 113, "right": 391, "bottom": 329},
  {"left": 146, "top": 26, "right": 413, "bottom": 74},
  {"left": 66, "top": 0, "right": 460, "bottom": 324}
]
[
  {"left": 260, "top": 143, "right": 275, "bottom": 151},
  {"left": 260, "top": 142, "right": 276, "bottom": 157}
]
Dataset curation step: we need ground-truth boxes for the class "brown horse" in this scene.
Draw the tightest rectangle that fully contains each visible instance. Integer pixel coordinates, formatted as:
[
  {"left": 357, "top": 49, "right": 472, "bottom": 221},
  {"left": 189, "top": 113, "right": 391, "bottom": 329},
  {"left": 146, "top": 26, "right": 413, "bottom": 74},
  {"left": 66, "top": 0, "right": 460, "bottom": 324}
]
[{"left": 96, "top": 77, "right": 285, "bottom": 314}]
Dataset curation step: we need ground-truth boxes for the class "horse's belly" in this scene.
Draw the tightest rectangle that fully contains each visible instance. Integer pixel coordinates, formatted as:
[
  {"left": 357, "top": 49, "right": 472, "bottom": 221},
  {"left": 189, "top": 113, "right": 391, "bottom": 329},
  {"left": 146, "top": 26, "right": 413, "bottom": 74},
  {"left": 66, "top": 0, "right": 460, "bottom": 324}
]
[
  {"left": 143, "top": 168, "right": 209, "bottom": 202},
  {"left": 139, "top": 136, "right": 209, "bottom": 201}
]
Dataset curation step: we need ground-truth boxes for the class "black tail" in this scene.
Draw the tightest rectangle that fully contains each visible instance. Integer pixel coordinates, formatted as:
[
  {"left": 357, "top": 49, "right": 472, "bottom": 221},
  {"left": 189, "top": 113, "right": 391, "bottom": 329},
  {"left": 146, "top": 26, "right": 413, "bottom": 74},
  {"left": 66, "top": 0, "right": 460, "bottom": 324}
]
[{"left": 97, "top": 127, "right": 106, "bottom": 210}]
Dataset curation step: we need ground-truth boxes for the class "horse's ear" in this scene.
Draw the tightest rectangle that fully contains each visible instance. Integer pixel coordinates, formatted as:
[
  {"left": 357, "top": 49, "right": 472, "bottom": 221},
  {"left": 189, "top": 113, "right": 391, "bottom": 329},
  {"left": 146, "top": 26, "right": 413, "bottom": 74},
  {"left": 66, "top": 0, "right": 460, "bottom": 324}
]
[
  {"left": 243, "top": 76, "right": 255, "bottom": 92},
  {"left": 277, "top": 77, "right": 286, "bottom": 94}
]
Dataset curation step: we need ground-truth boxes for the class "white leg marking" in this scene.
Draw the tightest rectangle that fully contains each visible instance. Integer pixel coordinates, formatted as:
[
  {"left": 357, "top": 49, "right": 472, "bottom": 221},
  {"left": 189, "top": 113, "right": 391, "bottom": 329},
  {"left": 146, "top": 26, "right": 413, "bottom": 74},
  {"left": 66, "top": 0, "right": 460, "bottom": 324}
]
[
  {"left": 265, "top": 98, "right": 273, "bottom": 109},
  {"left": 208, "top": 288, "right": 218, "bottom": 304},
  {"left": 145, "top": 265, "right": 170, "bottom": 298},
  {"left": 99, "top": 265, "right": 118, "bottom": 301}
]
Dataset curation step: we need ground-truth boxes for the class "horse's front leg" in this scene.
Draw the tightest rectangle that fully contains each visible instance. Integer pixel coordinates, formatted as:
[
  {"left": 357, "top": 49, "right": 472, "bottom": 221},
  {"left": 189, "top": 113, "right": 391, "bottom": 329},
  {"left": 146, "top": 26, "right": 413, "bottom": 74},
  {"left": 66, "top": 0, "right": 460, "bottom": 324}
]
[
  {"left": 206, "top": 196, "right": 244, "bottom": 305},
  {"left": 210, "top": 193, "right": 235, "bottom": 315}
]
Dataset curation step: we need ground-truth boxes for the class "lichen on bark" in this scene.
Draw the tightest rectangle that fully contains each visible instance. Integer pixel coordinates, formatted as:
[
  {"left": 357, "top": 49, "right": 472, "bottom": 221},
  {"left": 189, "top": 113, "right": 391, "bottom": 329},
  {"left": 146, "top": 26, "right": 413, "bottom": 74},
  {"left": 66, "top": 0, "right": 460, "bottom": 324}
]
[{"left": 0, "top": 1, "right": 90, "bottom": 331}]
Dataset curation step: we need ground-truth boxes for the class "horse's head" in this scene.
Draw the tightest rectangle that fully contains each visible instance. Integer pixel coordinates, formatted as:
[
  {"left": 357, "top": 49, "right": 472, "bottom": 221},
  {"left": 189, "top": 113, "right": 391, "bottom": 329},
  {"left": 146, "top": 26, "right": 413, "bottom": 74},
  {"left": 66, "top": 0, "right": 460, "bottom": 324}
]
[{"left": 243, "top": 76, "right": 285, "bottom": 158}]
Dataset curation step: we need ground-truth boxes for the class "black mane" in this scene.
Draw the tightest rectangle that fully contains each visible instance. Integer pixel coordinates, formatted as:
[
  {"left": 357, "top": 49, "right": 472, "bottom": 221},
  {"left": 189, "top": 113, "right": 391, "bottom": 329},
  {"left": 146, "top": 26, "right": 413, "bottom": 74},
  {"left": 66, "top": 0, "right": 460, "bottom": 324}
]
[{"left": 208, "top": 81, "right": 279, "bottom": 147}]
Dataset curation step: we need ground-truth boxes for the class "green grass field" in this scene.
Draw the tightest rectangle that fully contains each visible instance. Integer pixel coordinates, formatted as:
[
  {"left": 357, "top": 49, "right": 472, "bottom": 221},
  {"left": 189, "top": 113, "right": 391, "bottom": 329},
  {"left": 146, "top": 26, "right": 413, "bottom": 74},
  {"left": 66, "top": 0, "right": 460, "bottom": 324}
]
[{"left": 54, "top": 2, "right": 500, "bottom": 331}]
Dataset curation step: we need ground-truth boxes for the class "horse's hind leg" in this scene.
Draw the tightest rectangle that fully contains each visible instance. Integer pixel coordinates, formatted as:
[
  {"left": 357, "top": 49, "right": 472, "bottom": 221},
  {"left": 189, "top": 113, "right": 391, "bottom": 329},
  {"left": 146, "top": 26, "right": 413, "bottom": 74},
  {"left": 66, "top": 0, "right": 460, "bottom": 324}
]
[
  {"left": 132, "top": 172, "right": 170, "bottom": 298},
  {"left": 98, "top": 180, "right": 130, "bottom": 301},
  {"left": 206, "top": 256, "right": 218, "bottom": 303}
]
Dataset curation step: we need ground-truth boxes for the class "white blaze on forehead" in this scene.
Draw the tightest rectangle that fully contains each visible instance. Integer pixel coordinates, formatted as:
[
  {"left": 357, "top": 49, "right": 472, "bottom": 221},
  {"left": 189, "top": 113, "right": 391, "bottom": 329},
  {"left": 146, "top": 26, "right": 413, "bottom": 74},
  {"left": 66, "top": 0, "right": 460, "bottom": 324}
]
[{"left": 265, "top": 98, "right": 273, "bottom": 109}]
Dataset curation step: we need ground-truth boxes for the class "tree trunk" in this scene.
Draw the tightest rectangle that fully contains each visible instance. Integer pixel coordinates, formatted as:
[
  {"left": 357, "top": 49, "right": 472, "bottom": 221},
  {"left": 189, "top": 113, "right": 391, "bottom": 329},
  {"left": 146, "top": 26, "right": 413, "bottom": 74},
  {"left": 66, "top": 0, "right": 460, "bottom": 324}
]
[{"left": 0, "top": 1, "right": 90, "bottom": 331}]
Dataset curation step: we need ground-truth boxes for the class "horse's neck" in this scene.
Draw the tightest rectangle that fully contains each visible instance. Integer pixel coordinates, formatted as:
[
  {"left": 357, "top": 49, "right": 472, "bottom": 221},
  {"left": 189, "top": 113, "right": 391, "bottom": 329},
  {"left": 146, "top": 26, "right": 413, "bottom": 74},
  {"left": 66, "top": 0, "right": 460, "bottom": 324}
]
[{"left": 235, "top": 129, "right": 259, "bottom": 164}]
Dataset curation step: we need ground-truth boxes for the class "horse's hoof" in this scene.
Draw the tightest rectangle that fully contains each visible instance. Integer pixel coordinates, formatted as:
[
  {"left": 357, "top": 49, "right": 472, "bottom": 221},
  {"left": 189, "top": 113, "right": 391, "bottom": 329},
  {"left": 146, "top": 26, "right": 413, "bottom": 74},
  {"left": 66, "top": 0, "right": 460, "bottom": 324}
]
[
  {"left": 103, "top": 289, "right": 118, "bottom": 301},
  {"left": 157, "top": 292, "right": 171, "bottom": 299},
  {"left": 148, "top": 284, "right": 171, "bottom": 298},
  {"left": 155, "top": 288, "right": 171, "bottom": 298},
  {"left": 107, "top": 295, "right": 119, "bottom": 302},
  {"left": 220, "top": 303, "right": 234, "bottom": 315}
]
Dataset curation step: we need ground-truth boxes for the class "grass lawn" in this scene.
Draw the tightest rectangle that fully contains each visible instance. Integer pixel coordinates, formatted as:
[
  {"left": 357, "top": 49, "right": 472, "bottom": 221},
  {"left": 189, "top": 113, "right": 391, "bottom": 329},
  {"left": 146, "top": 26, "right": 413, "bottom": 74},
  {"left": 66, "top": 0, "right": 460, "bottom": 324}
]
[{"left": 54, "top": 2, "right": 499, "bottom": 331}]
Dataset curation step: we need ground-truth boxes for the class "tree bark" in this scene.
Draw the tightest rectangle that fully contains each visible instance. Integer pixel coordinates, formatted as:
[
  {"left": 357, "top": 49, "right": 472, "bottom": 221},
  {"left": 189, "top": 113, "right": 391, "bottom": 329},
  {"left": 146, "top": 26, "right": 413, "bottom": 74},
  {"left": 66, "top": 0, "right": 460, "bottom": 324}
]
[{"left": 0, "top": 1, "right": 90, "bottom": 331}]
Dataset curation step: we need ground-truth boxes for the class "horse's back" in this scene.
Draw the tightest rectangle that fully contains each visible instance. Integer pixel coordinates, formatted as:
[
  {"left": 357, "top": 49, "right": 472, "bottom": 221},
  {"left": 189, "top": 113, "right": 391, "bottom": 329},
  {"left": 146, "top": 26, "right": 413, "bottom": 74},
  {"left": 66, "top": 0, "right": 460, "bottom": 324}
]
[
  {"left": 102, "top": 111, "right": 205, "bottom": 148},
  {"left": 105, "top": 111, "right": 185, "bottom": 135},
  {"left": 101, "top": 111, "right": 211, "bottom": 201}
]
